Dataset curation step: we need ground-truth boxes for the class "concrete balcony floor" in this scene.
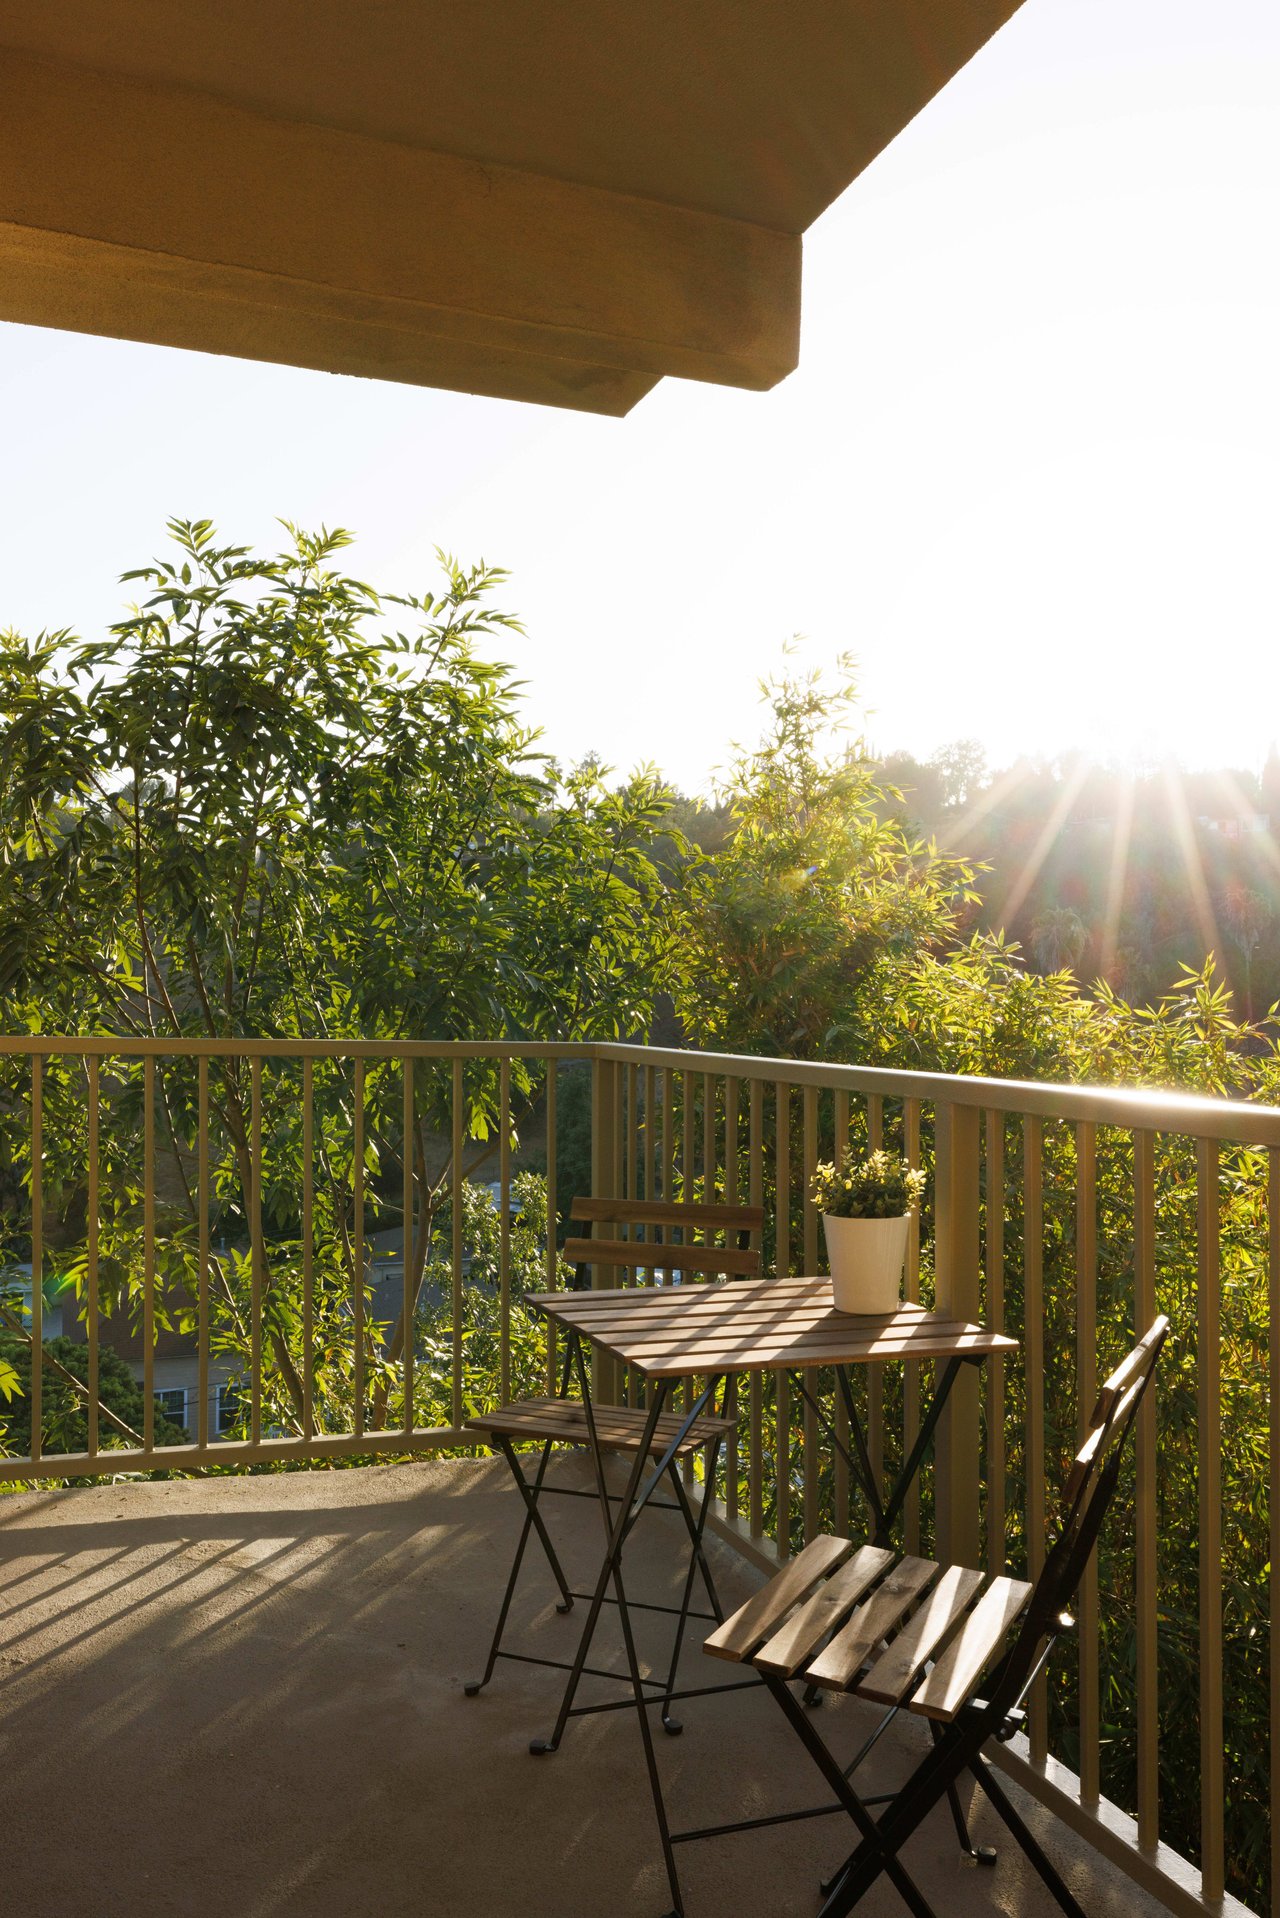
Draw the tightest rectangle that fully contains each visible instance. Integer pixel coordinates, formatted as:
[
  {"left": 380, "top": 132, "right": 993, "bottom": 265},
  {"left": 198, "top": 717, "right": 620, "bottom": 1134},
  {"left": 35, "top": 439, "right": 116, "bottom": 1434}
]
[{"left": 0, "top": 1456, "right": 1171, "bottom": 1918}]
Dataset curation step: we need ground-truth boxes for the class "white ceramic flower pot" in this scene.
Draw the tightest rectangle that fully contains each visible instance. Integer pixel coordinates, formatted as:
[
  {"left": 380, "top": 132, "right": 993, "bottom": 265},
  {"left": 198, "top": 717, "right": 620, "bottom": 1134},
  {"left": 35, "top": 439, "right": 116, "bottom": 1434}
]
[{"left": 822, "top": 1212, "right": 910, "bottom": 1314}]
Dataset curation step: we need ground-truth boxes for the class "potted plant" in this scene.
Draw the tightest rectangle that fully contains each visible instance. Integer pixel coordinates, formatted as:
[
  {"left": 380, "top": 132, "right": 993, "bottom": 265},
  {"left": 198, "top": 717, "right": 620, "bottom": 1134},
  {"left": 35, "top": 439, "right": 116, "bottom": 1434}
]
[{"left": 809, "top": 1150, "right": 926, "bottom": 1313}]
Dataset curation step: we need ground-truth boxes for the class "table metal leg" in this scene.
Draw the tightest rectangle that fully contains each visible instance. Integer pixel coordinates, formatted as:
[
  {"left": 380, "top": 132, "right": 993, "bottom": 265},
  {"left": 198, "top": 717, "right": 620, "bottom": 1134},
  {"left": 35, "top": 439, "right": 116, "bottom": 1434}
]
[
  {"left": 656, "top": 1433, "right": 726, "bottom": 1732},
  {"left": 799, "top": 1357, "right": 979, "bottom": 1551}
]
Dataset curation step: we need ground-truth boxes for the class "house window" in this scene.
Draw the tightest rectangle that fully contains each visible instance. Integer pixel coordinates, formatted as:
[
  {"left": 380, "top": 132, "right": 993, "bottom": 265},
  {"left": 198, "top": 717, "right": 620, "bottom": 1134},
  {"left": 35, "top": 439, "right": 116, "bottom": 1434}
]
[
  {"left": 154, "top": 1387, "right": 187, "bottom": 1431},
  {"left": 216, "top": 1385, "right": 243, "bottom": 1436}
]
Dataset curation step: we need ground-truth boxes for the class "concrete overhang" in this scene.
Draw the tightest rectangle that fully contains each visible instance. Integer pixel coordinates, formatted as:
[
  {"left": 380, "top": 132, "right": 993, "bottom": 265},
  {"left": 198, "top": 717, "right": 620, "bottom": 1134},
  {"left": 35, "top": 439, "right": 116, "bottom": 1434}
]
[{"left": 0, "top": 3, "right": 1024, "bottom": 414}]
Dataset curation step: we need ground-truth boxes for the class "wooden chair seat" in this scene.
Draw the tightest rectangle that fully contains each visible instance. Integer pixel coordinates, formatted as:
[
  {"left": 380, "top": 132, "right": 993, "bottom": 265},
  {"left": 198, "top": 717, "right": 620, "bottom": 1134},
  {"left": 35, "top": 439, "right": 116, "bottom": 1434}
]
[
  {"left": 704, "top": 1533, "right": 1033, "bottom": 1723},
  {"left": 465, "top": 1396, "right": 737, "bottom": 1457}
]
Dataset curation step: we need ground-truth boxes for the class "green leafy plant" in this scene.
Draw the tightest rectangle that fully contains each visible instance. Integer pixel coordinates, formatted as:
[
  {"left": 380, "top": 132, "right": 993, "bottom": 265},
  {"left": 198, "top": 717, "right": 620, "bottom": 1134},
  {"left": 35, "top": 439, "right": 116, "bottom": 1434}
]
[{"left": 809, "top": 1149, "right": 925, "bottom": 1218}]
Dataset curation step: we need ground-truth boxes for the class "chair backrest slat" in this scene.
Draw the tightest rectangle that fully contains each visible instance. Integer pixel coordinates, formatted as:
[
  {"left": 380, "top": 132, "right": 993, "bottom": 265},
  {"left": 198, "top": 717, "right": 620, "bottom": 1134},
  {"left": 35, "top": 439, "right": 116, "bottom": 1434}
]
[
  {"left": 566, "top": 1196, "right": 764, "bottom": 1283},
  {"left": 986, "top": 1315, "right": 1168, "bottom": 1723},
  {"left": 569, "top": 1197, "right": 764, "bottom": 1233},
  {"left": 562, "top": 1237, "right": 760, "bottom": 1278}
]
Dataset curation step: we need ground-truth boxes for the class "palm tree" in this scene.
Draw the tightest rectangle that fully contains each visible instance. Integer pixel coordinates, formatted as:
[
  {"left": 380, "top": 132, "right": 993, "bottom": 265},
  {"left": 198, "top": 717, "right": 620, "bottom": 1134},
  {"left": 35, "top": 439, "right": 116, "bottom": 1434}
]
[
  {"left": 1030, "top": 907, "right": 1087, "bottom": 975},
  {"left": 1221, "top": 882, "right": 1271, "bottom": 1020}
]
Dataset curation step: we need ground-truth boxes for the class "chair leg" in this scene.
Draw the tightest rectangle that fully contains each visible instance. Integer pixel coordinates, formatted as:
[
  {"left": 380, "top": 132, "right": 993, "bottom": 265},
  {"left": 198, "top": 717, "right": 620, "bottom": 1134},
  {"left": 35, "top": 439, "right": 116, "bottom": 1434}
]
[
  {"left": 463, "top": 1438, "right": 570, "bottom": 1696},
  {"left": 968, "top": 1754, "right": 1086, "bottom": 1918},
  {"left": 530, "top": 1380, "right": 671, "bottom": 1755},
  {"left": 761, "top": 1676, "right": 940, "bottom": 1918},
  {"left": 500, "top": 1435, "right": 576, "bottom": 1609},
  {"left": 664, "top": 1456, "right": 725, "bottom": 1625},
  {"left": 657, "top": 1443, "right": 726, "bottom": 1737},
  {"left": 817, "top": 1715, "right": 993, "bottom": 1918},
  {"left": 929, "top": 1721, "right": 997, "bottom": 1866}
]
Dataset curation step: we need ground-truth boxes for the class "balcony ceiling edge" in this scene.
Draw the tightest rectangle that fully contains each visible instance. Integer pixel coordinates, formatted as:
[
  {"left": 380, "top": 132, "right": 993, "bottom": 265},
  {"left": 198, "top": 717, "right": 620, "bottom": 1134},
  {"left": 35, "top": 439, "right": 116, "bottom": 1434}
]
[
  {"left": 0, "top": 49, "right": 798, "bottom": 413},
  {"left": 0, "top": 2, "right": 1025, "bottom": 410}
]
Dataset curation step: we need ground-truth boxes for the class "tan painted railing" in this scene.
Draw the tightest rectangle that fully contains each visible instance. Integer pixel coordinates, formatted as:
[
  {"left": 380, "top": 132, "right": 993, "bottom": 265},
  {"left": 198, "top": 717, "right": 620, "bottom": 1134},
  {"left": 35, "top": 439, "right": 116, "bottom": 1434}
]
[
  {"left": 0, "top": 1034, "right": 1272, "bottom": 1917},
  {"left": 588, "top": 1042, "right": 1274, "bottom": 1918}
]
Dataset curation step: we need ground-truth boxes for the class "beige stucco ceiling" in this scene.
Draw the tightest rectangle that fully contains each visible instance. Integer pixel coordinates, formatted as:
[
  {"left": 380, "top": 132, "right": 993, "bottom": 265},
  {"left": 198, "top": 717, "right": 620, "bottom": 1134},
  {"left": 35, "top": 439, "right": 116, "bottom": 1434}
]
[{"left": 0, "top": 2, "right": 1025, "bottom": 413}]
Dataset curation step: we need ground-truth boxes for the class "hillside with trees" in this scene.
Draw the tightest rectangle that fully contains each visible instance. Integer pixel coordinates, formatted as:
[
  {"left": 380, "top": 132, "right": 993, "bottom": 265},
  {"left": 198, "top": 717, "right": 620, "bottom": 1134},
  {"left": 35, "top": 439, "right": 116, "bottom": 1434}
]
[{"left": 883, "top": 742, "right": 1280, "bottom": 1016}]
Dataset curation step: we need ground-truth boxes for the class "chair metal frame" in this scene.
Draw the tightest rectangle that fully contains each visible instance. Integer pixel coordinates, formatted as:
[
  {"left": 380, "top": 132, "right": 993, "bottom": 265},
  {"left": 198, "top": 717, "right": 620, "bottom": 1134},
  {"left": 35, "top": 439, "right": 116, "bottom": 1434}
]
[
  {"left": 462, "top": 1197, "right": 762, "bottom": 1731},
  {"left": 655, "top": 1316, "right": 1169, "bottom": 1918}
]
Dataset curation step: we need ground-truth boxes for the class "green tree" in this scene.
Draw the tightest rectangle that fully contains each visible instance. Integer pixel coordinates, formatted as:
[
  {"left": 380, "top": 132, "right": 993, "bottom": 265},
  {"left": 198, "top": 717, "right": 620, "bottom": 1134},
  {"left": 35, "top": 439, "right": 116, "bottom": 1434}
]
[
  {"left": 0, "top": 1334, "right": 187, "bottom": 1461},
  {"left": 0, "top": 521, "right": 682, "bottom": 1441},
  {"left": 672, "top": 658, "right": 977, "bottom": 1059}
]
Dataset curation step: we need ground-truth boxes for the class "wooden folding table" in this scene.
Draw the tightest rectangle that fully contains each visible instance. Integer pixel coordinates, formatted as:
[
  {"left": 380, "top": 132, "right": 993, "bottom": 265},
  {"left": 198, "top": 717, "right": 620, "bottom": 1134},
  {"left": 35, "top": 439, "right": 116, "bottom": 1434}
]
[{"left": 519, "top": 1278, "right": 1016, "bottom": 1786}]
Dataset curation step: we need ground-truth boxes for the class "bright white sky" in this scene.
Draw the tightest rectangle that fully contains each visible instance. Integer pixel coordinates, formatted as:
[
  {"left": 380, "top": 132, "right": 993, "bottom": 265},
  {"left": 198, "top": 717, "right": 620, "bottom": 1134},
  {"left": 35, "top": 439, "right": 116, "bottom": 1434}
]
[{"left": 1, "top": 0, "right": 1276, "bottom": 794}]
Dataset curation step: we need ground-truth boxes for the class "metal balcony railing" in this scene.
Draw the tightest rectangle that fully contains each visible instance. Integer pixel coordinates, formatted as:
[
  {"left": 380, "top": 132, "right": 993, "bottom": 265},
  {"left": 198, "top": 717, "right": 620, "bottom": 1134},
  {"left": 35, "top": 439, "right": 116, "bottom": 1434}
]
[{"left": 0, "top": 1034, "right": 1273, "bottom": 1918}]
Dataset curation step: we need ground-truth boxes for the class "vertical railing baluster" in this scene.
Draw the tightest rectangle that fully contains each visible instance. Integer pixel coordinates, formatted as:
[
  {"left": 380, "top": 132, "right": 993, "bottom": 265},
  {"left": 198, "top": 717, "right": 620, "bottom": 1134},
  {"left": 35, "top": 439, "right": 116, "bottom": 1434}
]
[
  {"left": 1198, "top": 1135, "right": 1224, "bottom": 1904},
  {"left": 725, "top": 1073, "right": 740, "bottom": 1522},
  {"left": 680, "top": 1069, "right": 694, "bottom": 1458},
  {"left": 1269, "top": 1143, "right": 1279, "bottom": 1918},
  {"left": 682, "top": 1069, "right": 694, "bottom": 1199},
  {"left": 610, "top": 1059, "right": 625, "bottom": 1409},
  {"left": 30, "top": 1055, "right": 42, "bottom": 1465},
  {"left": 611, "top": 1063, "right": 639, "bottom": 1406},
  {"left": 197, "top": 1057, "right": 210, "bottom": 1449},
  {"left": 904, "top": 1098, "right": 922, "bottom": 1555},
  {"left": 353, "top": 1057, "right": 365, "bottom": 1439},
  {"left": 697, "top": 1071, "right": 716, "bottom": 1453},
  {"left": 404, "top": 1057, "right": 416, "bottom": 1432},
  {"left": 749, "top": 1076, "right": 764, "bottom": 1539},
  {"left": 866, "top": 1092, "right": 884, "bottom": 1500},
  {"left": 498, "top": 1058, "right": 511, "bottom": 1406},
  {"left": 624, "top": 1062, "right": 635, "bottom": 1206},
  {"left": 1076, "top": 1119, "right": 1100, "bottom": 1805},
  {"left": 984, "top": 1109, "right": 1004, "bottom": 1575},
  {"left": 833, "top": 1088, "right": 851, "bottom": 1534},
  {"left": 87, "top": 1057, "right": 101, "bottom": 1460},
  {"left": 645, "top": 1064, "right": 657, "bottom": 1201},
  {"left": 1024, "top": 1113, "right": 1045, "bottom": 1761},
  {"left": 250, "top": 1056, "right": 263, "bottom": 1448},
  {"left": 802, "top": 1084, "right": 819, "bottom": 1542},
  {"left": 703, "top": 1072, "right": 716, "bottom": 1204},
  {"left": 663, "top": 1068, "right": 674, "bottom": 1202},
  {"left": 300, "top": 1058, "right": 312, "bottom": 1445},
  {"left": 589, "top": 1054, "right": 619, "bottom": 1404},
  {"left": 934, "top": 1099, "right": 981, "bottom": 1567},
  {"left": 143, "top": 1055, "right": 155, "bottom": 1452},
  {"left": 545, "top": 1059, "right": 558, "bottom": 1394},
  {"left": 776, "top": 1079, "right": 791, "bottom": 1559},
  {"left": 452, "top": 1058, "right": 464, "bottom": 1431},
  {"left": 624, "top": 1064, "right": 638, "bottom": 1406},
  {"left": 1134, "top": 1127, "right": 1159, "bottom": 1852},
  {"left": 724, "top": 1077, "right": 740, "bottom": 1208}
]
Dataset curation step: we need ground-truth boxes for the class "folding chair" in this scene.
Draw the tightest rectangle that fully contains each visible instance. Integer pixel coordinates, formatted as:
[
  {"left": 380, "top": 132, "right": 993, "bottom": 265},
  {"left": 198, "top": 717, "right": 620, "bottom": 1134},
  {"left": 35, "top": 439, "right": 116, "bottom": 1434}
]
[
  {"left": 658, "top": 1316, "right": 1168, "bottom": 1918},
  {"left": 462, "top": 1196, "right": 764, "bottom": 1717}
]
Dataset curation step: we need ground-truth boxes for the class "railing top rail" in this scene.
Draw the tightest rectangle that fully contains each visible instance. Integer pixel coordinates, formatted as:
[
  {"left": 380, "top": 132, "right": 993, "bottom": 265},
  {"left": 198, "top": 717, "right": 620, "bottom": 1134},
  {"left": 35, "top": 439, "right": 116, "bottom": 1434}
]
[
  {"left": 0, "top": 1037, "right": 598, "bottom": 1061},
  {"left": 592, "top": 1042, "right": 1280, "bottom": 1146},
  {"left": 3, "top": 1034, "right": 1278, "bottom": 1145}
]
